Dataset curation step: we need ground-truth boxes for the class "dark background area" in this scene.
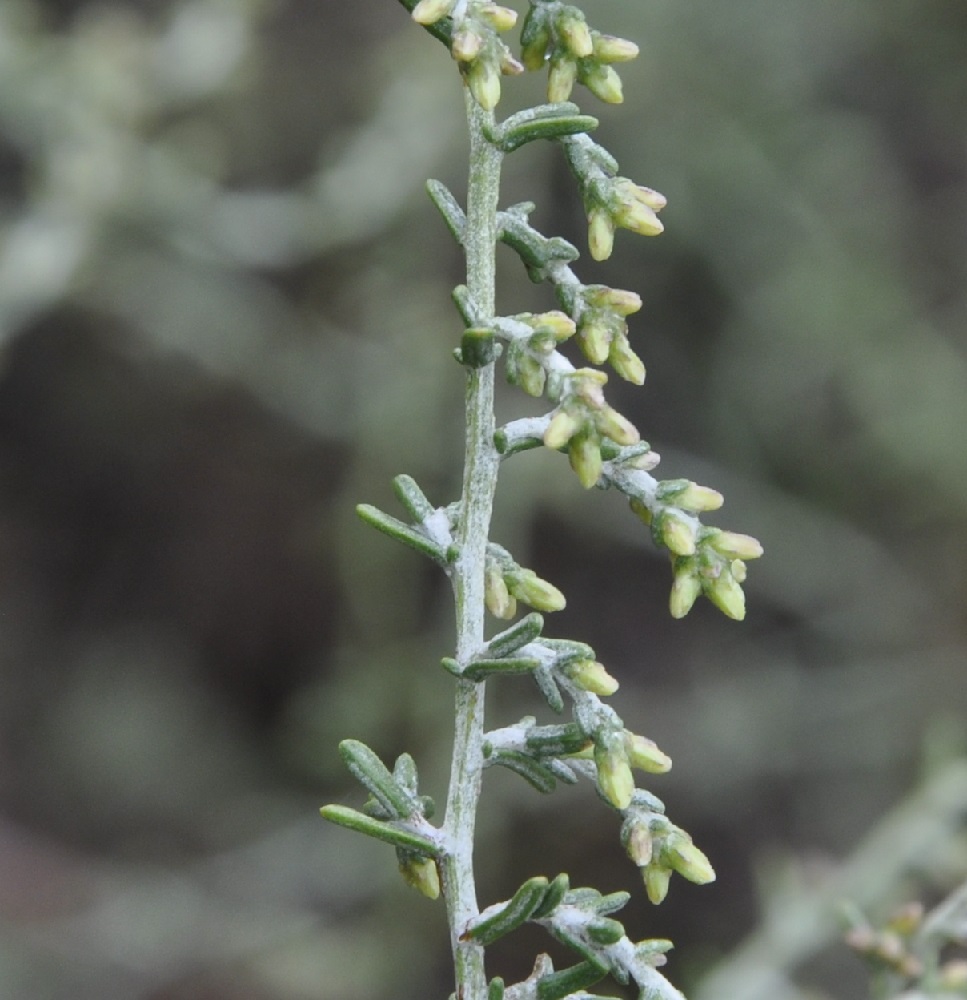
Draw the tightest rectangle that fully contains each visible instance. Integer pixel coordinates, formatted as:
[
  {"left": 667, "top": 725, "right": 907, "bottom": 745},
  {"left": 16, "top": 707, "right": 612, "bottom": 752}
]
[{"left": 1, "top": 1, "right": 966, "bottom": 998}]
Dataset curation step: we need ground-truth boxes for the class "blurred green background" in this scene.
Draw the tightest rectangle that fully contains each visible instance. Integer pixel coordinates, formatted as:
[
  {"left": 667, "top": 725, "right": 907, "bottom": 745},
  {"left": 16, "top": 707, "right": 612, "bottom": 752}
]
[{"left": 1, "top": 0, "right": 966, "bottom": 998}]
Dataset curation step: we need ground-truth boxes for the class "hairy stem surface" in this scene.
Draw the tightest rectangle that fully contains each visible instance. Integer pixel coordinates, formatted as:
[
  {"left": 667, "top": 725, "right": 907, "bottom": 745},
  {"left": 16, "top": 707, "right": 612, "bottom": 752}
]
[{"left": 441, "top": 89, "right": 503, "bottom": 1000}]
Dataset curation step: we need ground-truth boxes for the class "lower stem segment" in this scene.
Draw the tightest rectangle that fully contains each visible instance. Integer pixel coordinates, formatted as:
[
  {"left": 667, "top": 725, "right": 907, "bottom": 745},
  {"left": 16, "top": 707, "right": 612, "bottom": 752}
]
[{"left": 441, "top": 90, "right": 503, "bottom": 1000}]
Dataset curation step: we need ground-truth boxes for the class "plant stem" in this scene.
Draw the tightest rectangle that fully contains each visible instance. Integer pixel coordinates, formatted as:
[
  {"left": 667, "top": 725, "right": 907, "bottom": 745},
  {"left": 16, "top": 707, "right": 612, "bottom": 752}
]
[{"left": 440, "top": 89, "right": 503, "bottom": 1000}]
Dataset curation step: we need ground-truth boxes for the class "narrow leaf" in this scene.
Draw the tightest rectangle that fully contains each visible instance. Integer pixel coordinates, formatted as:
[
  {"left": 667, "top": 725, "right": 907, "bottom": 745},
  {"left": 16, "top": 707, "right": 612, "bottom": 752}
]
[
  {"left": 339, "top": 739, "right": 415, "bottom": 818},
  {"left": 496, "top": 111, "right": 599, "bottom": 153},
  {"left": 320, "top": 805, "right": 442, "bottom": 856},
  {"left": 486, "top": 611, "right": 544, "bottom": 659},
  {"left": 392, "top": 474, "right": 435, "bottom": 521},
  {"left": 463, "top": 656, "right": 542, "bottom": 682},
  {"left": 532, "top": 873, "right": 570, "bottom": 919},
  {"left": 464, "top": 876, "right": 550, "bottom": 946},
  {"left": 426, "top": 179, "right": 466, "bottom": 243},
  {"left": 489, "top": 749, "right": 558, "bottom": 793},
  {"left": 536, "top": 961, "right": 608, "bottom": 1000},
  {"left": 356, "top": 504, "right": 447, "bottom": 565}
]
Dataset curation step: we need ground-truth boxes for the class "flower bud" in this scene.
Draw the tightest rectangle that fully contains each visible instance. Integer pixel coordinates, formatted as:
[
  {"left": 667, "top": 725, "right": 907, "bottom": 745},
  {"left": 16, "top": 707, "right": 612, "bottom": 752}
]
[
  {"left": 622, "top": 818, "right": 653, "bottom": 866},
  {"left": 547, "top": 52, "right": 578, "bottom": 103},
  {"left": 411, "top": 0, "right": 454, "bottom": 25},
  {"left": 669, "top": 565, "right": 701, "bottom": 619},
  {"left": 674, "top": 482, "right": 725, "bottom": 513},
  {"left": 557, "top": 11, "right": 593, "bottom": 58},
  {"left": 656, "top": 510, "right": 696, "bottom": 557},
  {"left": 507, "top": 568, "right": 566, "bottom": 613},
  {"left": 708, "top": 530, "right": 764, "bottom": 560},
  {"left": 591, "top": 286, "right": 642, "bottom": 316},
  {"left": 468, "top": 57, "right": 501, "bottom": 110},
  {"left": 703, "top": 568, "right": 746, "bottom": 621},
  {"left": 581, "top": 63, "right": 624, "bottom": 104},
  {"left": 478, "top": 4, "right": 517, "bottom": 32},
  {"left": 730, "top": 558, "right": 747, "bottom": 583},
  {"left": 451, "top": 25, "right": 484, "bottom": 62},
  {"left": 569, "top": 429, "right": 603, "bottom": 489},
  {"left": 642, "top": 865, "right": 671, "bottom": 905},
  {"left": 595, "top": 405, "right": 639, "bottom": 447},
  {"left": 595, "top": 739, "right": 634, "bottom": 810},
  {"left": 485, "top": 563, "right": 516, "bottom": 619},
  {"left": 531, "top": 309, "right": 576, "bottom": 341},
  {"left": 609, "top": 336, "right": 645, "bottom": 385},
  {"left": 543, "top": 408, "right": 581, "bottom": 450},
  {"left": 516, "top": 352, "right": 546, "bottom": 397},
  {"left": 577, "top": 315, "right": 612, "bottom": 365},
  {"left": 625, "top": 732, "right": 672, "bottom": 774},
  {"left": 519, "top": 7, "right": 550, "bottom": 70},
  {"left": 593, "top": 34, "right": 640, "bottom": 63},
  {"left": 568, "top": 658, "right": 619, "bottom": 696},
  {"left": 399, "top": 855, "right": 441, "bottom": 899},
  {"left": 587, "top": 206, "right": 615, "bottom": 261},
  {"left": 663, "top": 832, "right": 715, "bottom": 886}
]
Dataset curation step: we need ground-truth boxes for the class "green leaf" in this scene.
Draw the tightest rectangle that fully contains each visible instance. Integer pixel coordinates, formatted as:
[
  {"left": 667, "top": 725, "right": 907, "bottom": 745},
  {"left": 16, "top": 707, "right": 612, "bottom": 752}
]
[
  {"left": 339, "top": 740, "right": 416, "bottom": 818},
  {"left": 532, "top": 873, "right": 570, "bottom": 919},
  {"left": 488, "top": 749, "right": 559, "bottom": 792},
  {"left": 426, "top": 179, "right": 466, "bottom": 243},
  {"left": 493, "top": 104, "right": 599, "bottom": 153},
  {"left": 462, "top": 656, "right": 542, "bottom": 682},
  {"left": 526, "top": 722, "right": 591, "bottom": 756},
  {"left": 320, "top": 805, "right": 442, "bottom": 856},
  {"left": 356, "top": 503, "right": 447, "bottom": 565},
  {"left": 536, "top": 961, "right": 608, "bottom": 1000},
  {"left": 486, "top": 612, "right": 544, "bottom": 658},
  {"left": 463, "top": 876, "right": 550, "bottom": 946},
  {"left": 392, "top": 474, "right": 435, "bottom": 521}
]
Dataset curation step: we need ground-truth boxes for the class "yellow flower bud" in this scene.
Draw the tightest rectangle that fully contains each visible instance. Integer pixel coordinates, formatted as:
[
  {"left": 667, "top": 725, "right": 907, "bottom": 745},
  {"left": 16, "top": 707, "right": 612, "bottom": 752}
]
[
  {"left": 674, "top": 482, "right": 724, "bottom": 513},
  {"left": 399, "top": 855, "right": 441, "bottom": 899},
  {"left": 704, "top": 568, "right": 746, "bottom": 620},
  {"left": 578, "top": 316, "right": 612, "bottom": 365},
  {"left": 595, "top": 405, "right": 639, "bottom": 447},
  {"left": 547, "top": 53, "right": 578, "bottom": 102},
  {"left": 543, "top": 408, "right": 581, "bottom": 450},
  {"left": 663, "top": 832, "right": 715, "bottom": 886},
  {"left": 608, "top": 336, "right": 645, "bottom": 385},
  {"left": 642, "top": 865, "right": 671, "bottom": 905},
  {"left": 532, "top": 310, "right": 576, "bottom": 341},
  {"left": 468, "top": 58, "right": 501, "bottom": 110},
  {"left": 625, "top": 732, "right": 672, "bottom": 774},
  {"left": 569, "top": 429, "right": 602, "bottom": 489},
  {"left": 508, "top": 568, "right": 566, "bottom": 613},
  {"left": 568, "top": 658, "right": 619, "bottom": 696},
  {"left": 595, "top": 740, "right": 634, "bottom": 810},
  {"left": 587, "top": 206, "right": 615, "bottom": 261},
  {"left": 558, "top": 14, "right": 593, "bottom": 58},
  {"left": 669, "top": 566, "right": 701, "bottom": 619},
  {"left": 709, "top": 530, "right": 764, "bottom": 560},
  {"left": 451, "top": 26, "right": 484, "bottom": 62},
  {"left": 658, "top": 510, "right": 696, "bottom": 557},
  {"left": 478, "top": 4, "right": 517, "bottom": 32},
  {"left": 485, "top": 563, "right": 516, "bottom": 619},
  {"left": 411, "top": 0, "right": 454, "bottom": 25},
  {"left": 592, "top": 34, "right": 640, "bottom": 63},
  {"left": 623, "top": 819, "right": 653, "bottom": 866},
  {"left": 515, "top": 352, "right": 546, "bottom": 397},
  {"left": 581, "top": 63, "right": 624, "bottom": 104}
]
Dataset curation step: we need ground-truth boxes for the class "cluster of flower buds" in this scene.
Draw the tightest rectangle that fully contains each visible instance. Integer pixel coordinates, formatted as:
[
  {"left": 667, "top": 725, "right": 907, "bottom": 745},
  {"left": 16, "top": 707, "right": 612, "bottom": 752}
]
[
  {"left": 628, "top": 483, "right": 762, "bottom": 621},
  {"left": 485, "top": 543, "right": 567, "bottom": 619},
  {"left": 503, "top": 309, "right": 576, "bottom": 396},
  {"left": 621, "top": 810, "right": 715, "bottom": 905},
  {"left": 543, "top": 369, "right": 639, "bottom": 488},
  {"left": 845, "top": 901, "right": 927, "bottom": 981},
  {"left": 519, "top": 2, "right": 639, "bottom": 106},
  {"left": 586, "top": 178, "right": 666, "bottom": 261},
  {"left": 579, "top": 728, "right": 672, "bottom": 809},
  {"left": 412, "top": 0, "right": 523, "bottom": 109},
  {"left": 575, "top": 284, "right": 645, "bottom": 384}
]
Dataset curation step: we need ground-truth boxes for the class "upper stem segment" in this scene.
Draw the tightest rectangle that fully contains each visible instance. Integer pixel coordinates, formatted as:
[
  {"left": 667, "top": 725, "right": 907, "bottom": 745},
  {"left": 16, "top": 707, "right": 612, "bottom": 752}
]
[{"left": 441, "top": 90, "right": 504, "bottom": 1000}]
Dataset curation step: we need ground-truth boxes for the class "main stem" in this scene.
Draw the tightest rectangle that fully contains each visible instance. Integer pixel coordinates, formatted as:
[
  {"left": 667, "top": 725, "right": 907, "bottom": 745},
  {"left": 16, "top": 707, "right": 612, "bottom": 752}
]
[{"left": 441, "top": 89, "right": 503, "bottom": 1000}]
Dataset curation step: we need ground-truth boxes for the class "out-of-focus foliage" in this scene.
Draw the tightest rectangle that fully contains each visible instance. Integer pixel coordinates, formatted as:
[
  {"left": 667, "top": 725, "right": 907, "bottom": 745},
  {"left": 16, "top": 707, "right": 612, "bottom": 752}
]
[{"left": 0, "top": 1, "right": 965, "bottom": 998}]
